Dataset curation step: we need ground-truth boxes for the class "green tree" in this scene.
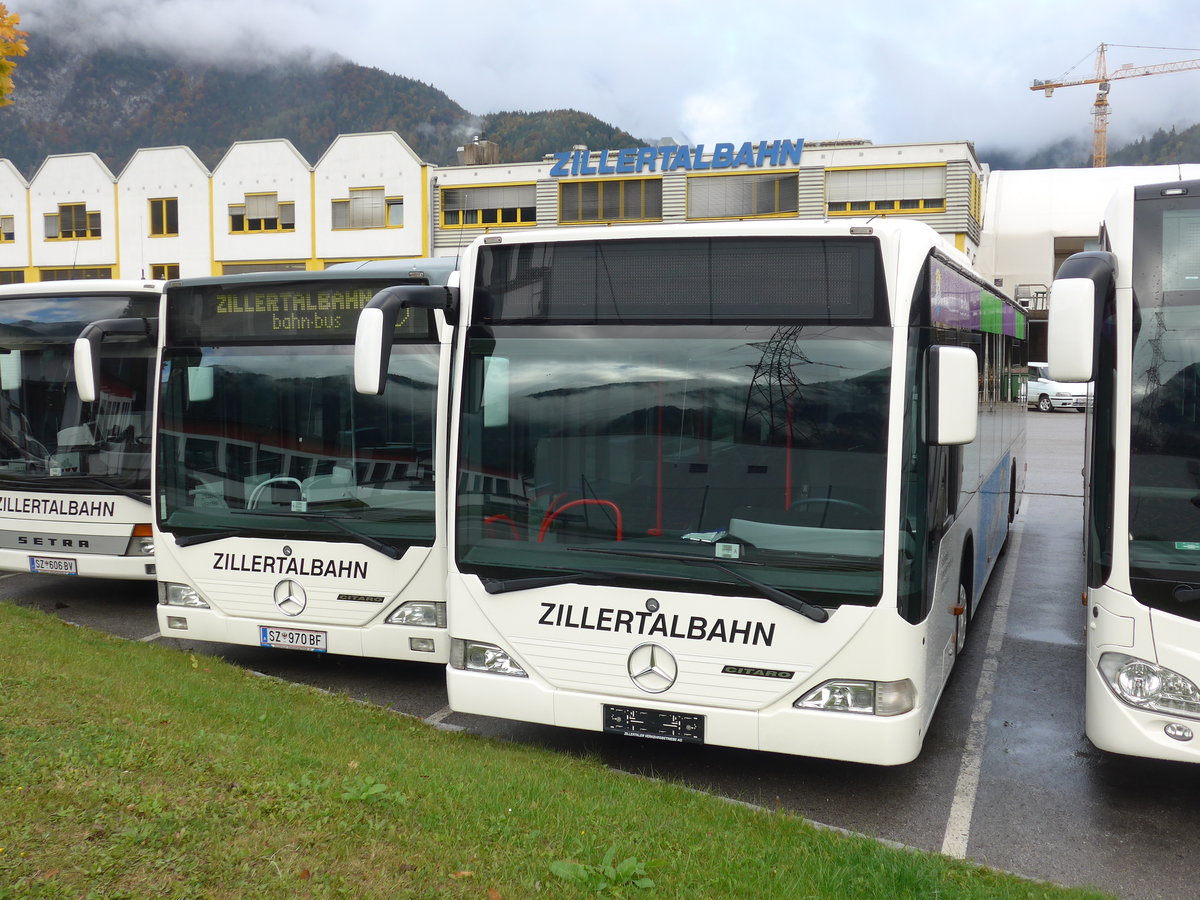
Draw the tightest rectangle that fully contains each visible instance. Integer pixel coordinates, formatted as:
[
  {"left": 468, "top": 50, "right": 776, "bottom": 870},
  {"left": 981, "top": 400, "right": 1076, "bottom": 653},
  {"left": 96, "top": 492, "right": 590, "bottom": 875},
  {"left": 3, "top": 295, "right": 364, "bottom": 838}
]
[{"left": 0, "top": 2, "right": 27, "bottom": 106}]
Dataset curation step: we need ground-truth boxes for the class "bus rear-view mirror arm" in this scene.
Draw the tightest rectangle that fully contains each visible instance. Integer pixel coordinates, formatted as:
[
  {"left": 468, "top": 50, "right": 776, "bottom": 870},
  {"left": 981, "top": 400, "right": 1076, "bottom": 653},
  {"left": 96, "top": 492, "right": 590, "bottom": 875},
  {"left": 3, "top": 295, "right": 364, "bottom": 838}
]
[
  {"left": 74, "top": 317, "right": 158, "bottom": 403},
  {"left": 355, "top": 284, "right": 459, "bottom": 396}
]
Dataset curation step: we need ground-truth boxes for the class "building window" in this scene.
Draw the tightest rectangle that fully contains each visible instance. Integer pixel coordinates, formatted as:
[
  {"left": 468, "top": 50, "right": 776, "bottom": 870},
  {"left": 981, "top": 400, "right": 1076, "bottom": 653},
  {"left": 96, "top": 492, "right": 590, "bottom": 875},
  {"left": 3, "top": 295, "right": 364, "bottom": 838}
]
[
  {"left": 442, "top": 184, "right": 536, "bottom": 227},
  {"left": 0, "top": 270, "right": 23, "bottom": 284},
  {"left": 151, "top": 263, "right": 180, "bottom": 280},
  {"left": 825, "top": 166, "right": 946, "bottom": 216},
  {"left": 0, "top": 215, "right": 14, "bottom": 243},
  {"left": 39, "top": 267, "right": 113, "bottom": 281},
  {"left": 687, "top": 172, "right": 799, "bottom": 219},
  {"left": 559, "top": 178, "right": 662, "bottom": 224},
  {"left": 332, "top": 188, "right": 403, "bottom": 229},
  {"left": 150, "top": 198, "right": 179, "bottom": 237},
  {"left": 44, "top": 203, "right": 102, "bottom": 239},
  {"left": 229, "top": 193, "right": 295, "bottom": 233}
]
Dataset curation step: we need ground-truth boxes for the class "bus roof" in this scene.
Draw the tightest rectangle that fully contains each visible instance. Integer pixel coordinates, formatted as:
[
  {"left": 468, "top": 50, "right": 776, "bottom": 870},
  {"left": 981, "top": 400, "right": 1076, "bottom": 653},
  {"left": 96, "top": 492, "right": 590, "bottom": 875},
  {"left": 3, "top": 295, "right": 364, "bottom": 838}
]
[
  {"left": 0, "top": 279, "right": 164, "bottom": 298},
  {"left": 169, "top": 259, "right": 457, "bottom": 290}
]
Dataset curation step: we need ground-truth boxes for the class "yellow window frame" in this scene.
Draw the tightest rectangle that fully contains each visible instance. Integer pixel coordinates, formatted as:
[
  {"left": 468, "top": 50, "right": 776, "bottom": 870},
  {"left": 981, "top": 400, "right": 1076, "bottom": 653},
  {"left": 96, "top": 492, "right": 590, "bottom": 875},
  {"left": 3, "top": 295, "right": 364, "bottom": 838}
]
[
  {"left": 46, "top": 203, "right": 102, "bottom": 240},
  {"left": 440, "top": 182, "right": 537, "bottom": 229},
  {"left": 229, "top": 193, "right": 295, "bottom": 234},
  {"left": 558, "top": 177, "right": 663, "bottom": 224},
  {"left": 149, "top": 197, "right": 179, "bottom": 237},
  {"left": 685, "top": 171, "right": 800, "bottom": 220},
  {"left": 151, "top": 263, "right": 180, "bottom": 280}
]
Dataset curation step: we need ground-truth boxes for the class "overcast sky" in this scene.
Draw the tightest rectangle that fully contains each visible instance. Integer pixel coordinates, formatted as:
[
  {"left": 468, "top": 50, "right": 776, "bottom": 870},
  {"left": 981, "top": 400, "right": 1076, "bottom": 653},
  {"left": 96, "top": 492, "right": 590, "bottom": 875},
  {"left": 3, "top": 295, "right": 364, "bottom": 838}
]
[{"left": 16, "top": 0, "right": 1200, "bottom": 154}]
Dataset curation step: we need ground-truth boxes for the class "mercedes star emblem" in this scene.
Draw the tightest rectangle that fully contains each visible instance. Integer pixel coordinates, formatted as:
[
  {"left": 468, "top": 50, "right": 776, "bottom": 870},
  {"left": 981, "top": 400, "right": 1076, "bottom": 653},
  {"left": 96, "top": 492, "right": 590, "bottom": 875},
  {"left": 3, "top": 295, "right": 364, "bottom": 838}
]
[
  {"left": 627, "top": 642, "right": 678, "bottom": 694},
  {"left": 273, "top": 579, "right": 307, "bottom": 617}
]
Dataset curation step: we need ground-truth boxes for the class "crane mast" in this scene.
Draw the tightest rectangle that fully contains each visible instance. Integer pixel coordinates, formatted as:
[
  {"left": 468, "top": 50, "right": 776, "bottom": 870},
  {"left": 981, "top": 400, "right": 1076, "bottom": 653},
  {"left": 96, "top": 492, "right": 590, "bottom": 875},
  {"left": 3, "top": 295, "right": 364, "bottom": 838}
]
[{"left": 1031, "top": 43, "right": 1200, "bottom": 168}]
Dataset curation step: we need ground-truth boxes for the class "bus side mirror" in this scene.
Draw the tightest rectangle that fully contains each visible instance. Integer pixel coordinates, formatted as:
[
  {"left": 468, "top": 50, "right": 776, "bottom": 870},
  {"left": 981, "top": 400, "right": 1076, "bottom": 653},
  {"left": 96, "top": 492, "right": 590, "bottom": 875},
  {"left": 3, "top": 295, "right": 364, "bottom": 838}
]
[
  {"left": 1047, "top": 279, "right": 1097, "bottom": 383},
  {"left": 1047, "top": 250, "right": 1116, "bottom": 383},
  {"left": 355, "top": 284, "right": 459, "bottom": 395},
  {"left": 927, "top": 345, "right": 978, "bottom": 446},
  {"left": 74, "top": 318, "right": 156, "bottom": 403}
]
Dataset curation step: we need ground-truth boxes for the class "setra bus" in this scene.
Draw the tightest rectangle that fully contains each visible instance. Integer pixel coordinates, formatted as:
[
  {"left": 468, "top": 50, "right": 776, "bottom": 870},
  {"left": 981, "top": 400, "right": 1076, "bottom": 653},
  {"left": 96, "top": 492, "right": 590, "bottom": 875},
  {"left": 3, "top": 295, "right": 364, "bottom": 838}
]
[
  {"left": 1049, "top": 176, "right": 1200, "bottom": 762},
  {"left": 357, "top": 220, "right": 1028, "bottom": 764},
  {"left": 0, "top": 279, "right": 161, "bottom": 579},
  {"left": 110, "top": 261, "right": 455, "bottom": 660}
]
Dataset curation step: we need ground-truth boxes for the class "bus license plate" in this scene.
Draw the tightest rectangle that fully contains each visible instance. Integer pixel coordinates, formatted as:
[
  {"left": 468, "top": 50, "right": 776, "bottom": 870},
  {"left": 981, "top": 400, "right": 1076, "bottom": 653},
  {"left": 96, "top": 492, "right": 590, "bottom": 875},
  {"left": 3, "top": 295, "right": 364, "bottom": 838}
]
[
  {"left": 29, "top": 556, "right": 78, "bottom": 576},
  {"left": 603, "top": 704, "right": 704, "bottom": 744},
  {"left": 259, "top": 626, "right": 328, "bottom": 653}
]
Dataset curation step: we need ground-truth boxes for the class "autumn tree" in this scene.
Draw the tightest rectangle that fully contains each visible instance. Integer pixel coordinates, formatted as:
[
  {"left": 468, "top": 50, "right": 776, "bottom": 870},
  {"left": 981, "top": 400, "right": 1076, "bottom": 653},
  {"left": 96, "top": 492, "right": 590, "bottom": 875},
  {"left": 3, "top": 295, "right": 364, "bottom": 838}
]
[{"left": 0, "top": 2, "right": 28, "bottom": 107}]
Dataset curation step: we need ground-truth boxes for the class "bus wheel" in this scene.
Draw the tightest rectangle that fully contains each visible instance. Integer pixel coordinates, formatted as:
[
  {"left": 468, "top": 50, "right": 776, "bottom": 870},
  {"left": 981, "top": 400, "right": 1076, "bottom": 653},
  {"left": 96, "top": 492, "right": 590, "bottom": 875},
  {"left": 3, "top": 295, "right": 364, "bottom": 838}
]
[{"left": 956, "top": 568, "right": 973, "bottom": 654}]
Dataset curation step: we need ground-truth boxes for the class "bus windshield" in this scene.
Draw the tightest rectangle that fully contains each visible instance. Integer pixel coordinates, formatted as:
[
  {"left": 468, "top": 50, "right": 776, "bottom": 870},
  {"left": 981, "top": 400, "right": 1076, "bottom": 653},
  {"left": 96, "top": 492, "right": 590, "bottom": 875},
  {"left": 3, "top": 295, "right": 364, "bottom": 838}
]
[
  {"left": 157, "top": 278, "right": 440, "bottom": 549},
  {"left": 456, "top": 324, "right": 891, "bottom": 606},
  {"left": 0, "top": 292, "right": 158, "bottom": 490}
]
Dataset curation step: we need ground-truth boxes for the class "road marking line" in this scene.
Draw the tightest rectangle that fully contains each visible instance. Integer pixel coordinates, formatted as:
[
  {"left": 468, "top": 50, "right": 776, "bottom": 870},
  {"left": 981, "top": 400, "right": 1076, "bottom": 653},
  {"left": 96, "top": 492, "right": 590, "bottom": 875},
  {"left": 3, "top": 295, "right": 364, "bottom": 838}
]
[
  {"left": 424, "top": 705, "right": 465, "bottom": 731},
  {"left": 940, "top": 500, "right": 1028, "bottom": 859},
  {"left": 137, "top": 631, "right": 162, "bottom": 642}
]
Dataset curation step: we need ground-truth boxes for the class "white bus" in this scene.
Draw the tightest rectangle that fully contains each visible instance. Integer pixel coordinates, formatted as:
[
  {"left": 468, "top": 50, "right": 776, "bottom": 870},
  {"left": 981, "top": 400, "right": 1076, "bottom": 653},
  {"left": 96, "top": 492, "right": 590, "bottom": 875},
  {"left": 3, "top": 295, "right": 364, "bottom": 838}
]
[
  {"left": 135, "top": 262, "right": 456, "bottom": 660},
  {"left": 358, "top": 221, "right": 1028, "bottom": 765},
  {"left": 1049, "top": 176, "right": 1200, "bottom": 762},
  {"left": 0, "top": 279, "right": 161, "bottom": 579}
]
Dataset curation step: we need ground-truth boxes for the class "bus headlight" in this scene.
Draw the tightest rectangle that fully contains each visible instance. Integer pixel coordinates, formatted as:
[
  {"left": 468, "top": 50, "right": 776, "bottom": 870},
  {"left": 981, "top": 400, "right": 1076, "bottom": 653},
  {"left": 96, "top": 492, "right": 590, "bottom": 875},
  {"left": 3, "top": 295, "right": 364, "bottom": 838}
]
[
  {"left": 157, "top": 582, "right": 209, "bottom": 609},
  {"left": 125, "top": 523, "right": 154, "bottom": 557},
  {"left": 385, "top": 601, "right": 446, "bottom": 628},
  {"left": 450, "top": 638, "right": 527, "bottom": 677},
  {"left": 1098, "top": 652, "right": 1200, "bottom": 719},
  {"left": 794, "top": 678, "right": 916, "bottom": 716}
]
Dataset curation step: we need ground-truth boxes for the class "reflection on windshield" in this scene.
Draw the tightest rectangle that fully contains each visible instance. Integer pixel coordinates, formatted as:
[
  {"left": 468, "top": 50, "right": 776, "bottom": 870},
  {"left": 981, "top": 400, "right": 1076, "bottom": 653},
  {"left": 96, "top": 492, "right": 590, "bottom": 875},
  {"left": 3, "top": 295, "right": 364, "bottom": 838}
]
[
  {"left": 1130, "top": 303, "right": 1200, "bottom": 579},
  {"left": 455, "top": 325, "right": 891, "bottom": 606},
  {"left": 0, "top": 294, "right": 158, "bottom": 489},
  {"left": 157, "top": 344, "right": 439, "bottom": 543}
]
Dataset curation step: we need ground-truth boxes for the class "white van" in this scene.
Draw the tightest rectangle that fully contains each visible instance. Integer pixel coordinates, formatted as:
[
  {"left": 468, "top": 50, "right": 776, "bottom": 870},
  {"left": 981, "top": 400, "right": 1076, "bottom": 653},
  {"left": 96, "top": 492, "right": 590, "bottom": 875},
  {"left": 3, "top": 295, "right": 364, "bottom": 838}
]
[{"left": 1025, "top": 362, "right": 1092, "bottom": 412}]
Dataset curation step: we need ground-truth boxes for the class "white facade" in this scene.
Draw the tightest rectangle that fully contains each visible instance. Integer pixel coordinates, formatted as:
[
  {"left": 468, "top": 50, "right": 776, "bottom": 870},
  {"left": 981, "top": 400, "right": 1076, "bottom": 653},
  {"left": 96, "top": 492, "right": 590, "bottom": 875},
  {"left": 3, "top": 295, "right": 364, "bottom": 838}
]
[
  {"left": 314, "top": 132, "right": 430, "bottom": 262},
  {"left": 979, "top": 164, "right": 1200, "bottom": 296},
  {"left": 28, "top": 153, "right": 119, "bottom": 276},
  {"left": 211, "top": 139, "right": 314, "bottom": 273},
  {"left": 12, "top": 132, "right": 1195, "bottom": 290},
  {"left": 118, "top": 146, "right": 211, "bottom": 280},
  {"left": 0, "top": 159, "right": 28, "bottom": 280}
]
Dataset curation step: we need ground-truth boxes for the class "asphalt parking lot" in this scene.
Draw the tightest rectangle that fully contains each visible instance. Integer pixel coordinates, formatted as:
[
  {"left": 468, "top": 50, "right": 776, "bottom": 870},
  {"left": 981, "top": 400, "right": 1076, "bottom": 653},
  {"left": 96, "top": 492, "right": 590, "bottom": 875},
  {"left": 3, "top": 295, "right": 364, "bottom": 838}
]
[{"left": 5, "top": 410, "right": 1199, "bottom": 900}]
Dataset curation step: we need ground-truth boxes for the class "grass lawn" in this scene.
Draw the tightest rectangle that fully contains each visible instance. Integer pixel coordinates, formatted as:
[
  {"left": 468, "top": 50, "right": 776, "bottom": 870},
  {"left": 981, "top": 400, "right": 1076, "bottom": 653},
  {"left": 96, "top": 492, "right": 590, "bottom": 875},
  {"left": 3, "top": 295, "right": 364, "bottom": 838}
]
[{"left": 0, "top": 603, "right": 1111, "bottom": 899}]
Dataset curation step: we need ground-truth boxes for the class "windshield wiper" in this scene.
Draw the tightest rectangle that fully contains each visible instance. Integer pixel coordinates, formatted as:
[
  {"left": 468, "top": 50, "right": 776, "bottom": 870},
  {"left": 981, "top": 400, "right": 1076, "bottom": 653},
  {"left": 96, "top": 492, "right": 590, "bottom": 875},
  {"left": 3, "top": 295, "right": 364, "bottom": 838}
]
[
  {"left": 237, "top": 510, "right": 405, "bottom": 560},
  {"left": 70, "top": 476, "right": 152, "bottom": 505},
  {"left": 482, "top": 572, "right": 604, "bottom": 594},
  {"left": 173, "top": 528, "right": 234, "bottom": 547},
  {"left": 171, "top": 512, "right": 406, "bottom": 559},
  {"left": 569, "top": 547, "right": 829, "bottom": 623},
  {"left": 0, "top": 473, "right": 151, "bottom": 505}
]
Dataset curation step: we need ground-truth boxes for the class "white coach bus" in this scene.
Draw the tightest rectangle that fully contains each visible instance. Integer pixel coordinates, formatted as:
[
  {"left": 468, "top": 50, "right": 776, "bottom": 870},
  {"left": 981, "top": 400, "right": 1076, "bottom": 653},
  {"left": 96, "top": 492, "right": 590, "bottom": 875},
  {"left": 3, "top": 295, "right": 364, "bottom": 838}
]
[
  {"left": 0, "top": 279, "right": 161, "bottom": 579},
  {"left": 358, "top": 220, "right": 1027, "bottom": 764},
  {"left": 1049, "top": 176, "right": 1200, "bottom": 762},
  {"left": 109, "top": 261, "right": 456, "bottom": 660}
]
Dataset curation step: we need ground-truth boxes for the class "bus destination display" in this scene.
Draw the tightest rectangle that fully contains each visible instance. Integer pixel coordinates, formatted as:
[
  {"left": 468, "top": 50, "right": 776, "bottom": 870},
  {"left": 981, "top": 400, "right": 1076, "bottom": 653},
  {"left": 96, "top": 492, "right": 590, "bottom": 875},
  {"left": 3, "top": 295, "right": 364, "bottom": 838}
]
[{"left": 168, "top": 280, "right": 433, "bottom": 343}]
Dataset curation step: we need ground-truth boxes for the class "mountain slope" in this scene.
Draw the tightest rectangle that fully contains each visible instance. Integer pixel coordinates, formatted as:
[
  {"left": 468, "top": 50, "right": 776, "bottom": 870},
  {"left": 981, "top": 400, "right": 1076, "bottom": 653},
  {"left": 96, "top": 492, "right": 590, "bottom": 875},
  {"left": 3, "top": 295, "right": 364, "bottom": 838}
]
[{"left": 0, "top": 34, "right": 640, "bottom": 174}]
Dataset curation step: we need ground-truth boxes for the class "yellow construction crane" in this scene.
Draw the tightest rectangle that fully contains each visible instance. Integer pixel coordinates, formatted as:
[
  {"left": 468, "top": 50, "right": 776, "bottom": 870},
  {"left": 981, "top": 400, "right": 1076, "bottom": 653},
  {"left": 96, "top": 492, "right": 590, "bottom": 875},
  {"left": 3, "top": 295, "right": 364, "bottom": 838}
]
[{"left": 1031, "top": 43, "right": 1200, "bottom": 167}]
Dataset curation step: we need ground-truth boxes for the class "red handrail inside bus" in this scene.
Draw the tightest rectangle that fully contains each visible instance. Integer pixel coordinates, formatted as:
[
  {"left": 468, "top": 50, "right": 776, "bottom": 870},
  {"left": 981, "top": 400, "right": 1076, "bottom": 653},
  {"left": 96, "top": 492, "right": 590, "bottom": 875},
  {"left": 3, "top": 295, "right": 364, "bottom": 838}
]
[
  {"left": 483, "top": 513, "right": 521, "bottom": 540},
  {"left": 536, "top": 499, "right": 623, "bottom": 543}
]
